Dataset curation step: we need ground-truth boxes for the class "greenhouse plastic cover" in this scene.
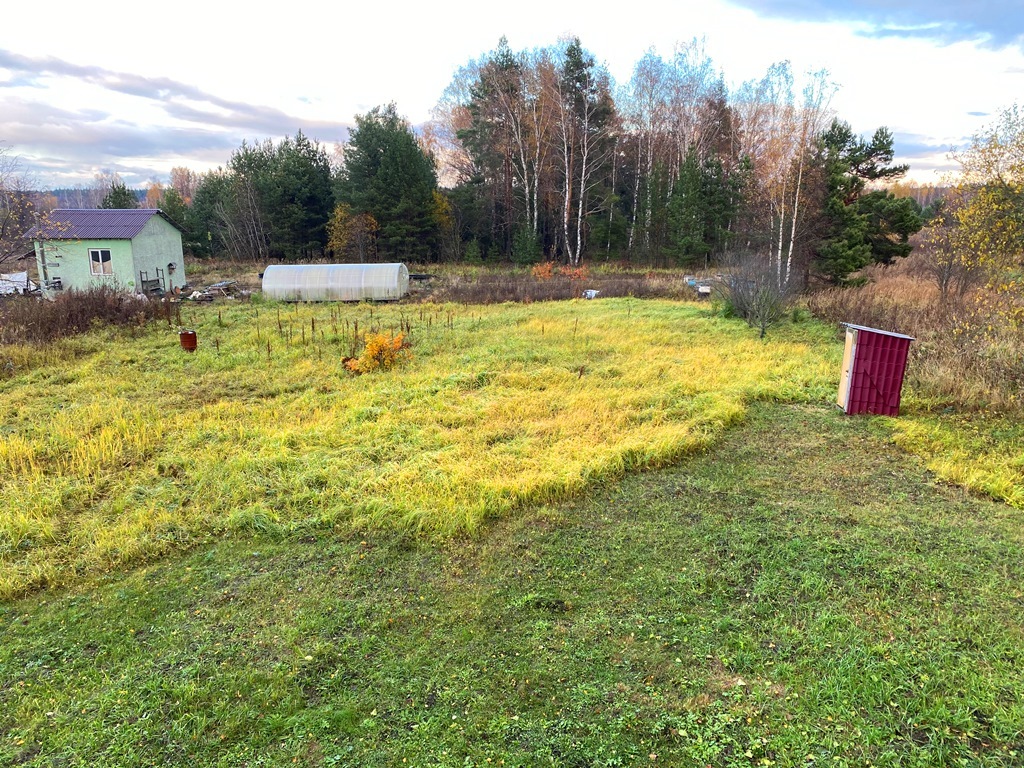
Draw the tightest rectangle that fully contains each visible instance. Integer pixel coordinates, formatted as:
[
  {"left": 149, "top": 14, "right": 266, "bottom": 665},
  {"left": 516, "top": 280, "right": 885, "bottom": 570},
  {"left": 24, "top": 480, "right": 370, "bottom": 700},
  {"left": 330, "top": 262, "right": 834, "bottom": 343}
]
[{"left": 262, "top": 263, "right": 409, "bottom": 301}]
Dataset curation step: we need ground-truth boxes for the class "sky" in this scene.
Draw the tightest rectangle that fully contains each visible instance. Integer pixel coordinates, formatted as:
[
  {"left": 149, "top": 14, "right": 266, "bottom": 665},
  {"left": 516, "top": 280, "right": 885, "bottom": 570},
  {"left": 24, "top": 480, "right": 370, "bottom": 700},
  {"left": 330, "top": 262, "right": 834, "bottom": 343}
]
[{"left": 1, "top": 0, "right": 1022, "bottom": 189}]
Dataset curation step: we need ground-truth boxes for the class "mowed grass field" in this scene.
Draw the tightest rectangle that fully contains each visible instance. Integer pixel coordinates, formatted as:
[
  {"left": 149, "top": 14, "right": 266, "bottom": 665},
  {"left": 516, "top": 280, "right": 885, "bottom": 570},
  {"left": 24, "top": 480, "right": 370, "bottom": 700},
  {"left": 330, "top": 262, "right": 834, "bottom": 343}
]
[
  {"left": 2, "top": 296, "right": 1024, "bottom": 765},
  {"left": 2, "top": 403, "right": 1023, "bottom": 766}
]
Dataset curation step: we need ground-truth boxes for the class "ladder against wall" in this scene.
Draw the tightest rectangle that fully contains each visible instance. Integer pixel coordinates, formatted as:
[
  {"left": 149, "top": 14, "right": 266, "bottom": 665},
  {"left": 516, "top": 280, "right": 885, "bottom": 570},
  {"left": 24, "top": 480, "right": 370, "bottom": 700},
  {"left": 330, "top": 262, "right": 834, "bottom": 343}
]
[{"left": 139, "top": 268, "right": 165, "bottom": 296}]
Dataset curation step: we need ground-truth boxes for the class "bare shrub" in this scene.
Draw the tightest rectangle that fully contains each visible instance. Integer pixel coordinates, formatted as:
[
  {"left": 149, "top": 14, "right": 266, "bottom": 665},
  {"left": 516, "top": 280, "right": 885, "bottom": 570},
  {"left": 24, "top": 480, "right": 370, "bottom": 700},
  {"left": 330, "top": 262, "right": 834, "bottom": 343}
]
[
  {"left": 0, "top": 285, "right": 164, "bottom": 345},
  {"left": 715, "top": 253, "right": 798, "bottom": 339}
]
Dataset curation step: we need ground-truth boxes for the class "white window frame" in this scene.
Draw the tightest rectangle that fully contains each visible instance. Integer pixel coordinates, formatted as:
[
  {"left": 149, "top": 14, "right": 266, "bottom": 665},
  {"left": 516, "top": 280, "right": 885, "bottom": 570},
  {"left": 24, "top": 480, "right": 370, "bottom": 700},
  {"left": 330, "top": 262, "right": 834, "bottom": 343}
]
[{"left": 89, "top": 248, "right": 113, "bottom": 276}]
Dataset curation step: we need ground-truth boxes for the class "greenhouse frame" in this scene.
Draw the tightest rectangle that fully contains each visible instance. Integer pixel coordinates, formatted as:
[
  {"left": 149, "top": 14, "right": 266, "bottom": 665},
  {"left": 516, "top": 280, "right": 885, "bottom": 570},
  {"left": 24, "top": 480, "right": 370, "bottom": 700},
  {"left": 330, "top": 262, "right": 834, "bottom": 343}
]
[{"left": 261, "top": 263, "right": 410, "bottom": 302}]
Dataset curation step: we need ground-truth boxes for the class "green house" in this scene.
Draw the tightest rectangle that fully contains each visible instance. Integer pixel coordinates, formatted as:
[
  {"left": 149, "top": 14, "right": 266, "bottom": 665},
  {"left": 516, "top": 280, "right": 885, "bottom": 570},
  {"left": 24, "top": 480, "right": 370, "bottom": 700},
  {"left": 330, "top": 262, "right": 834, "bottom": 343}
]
[{"left": 30, "top": 209, "right": 186, "bottom": 296}]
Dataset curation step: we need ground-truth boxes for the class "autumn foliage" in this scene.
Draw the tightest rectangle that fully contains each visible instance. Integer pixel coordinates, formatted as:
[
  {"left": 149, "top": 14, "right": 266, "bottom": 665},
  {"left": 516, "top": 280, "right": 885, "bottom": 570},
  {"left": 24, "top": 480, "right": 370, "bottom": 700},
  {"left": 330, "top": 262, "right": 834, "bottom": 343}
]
[
  {"left": 530, "top": 262, "right": 590, "bottom": 281},
  {"left": 531, "top": 262, "right": 554, "bottom": 280},
  {"left": 327, "top": 202, "right": 379, "bottom": 262},
  {"left": 558, "top": 264, "right": 590, "bottom": 281},
  {"left": 344, "top": 332, "right": 411, "bottom": 373}
]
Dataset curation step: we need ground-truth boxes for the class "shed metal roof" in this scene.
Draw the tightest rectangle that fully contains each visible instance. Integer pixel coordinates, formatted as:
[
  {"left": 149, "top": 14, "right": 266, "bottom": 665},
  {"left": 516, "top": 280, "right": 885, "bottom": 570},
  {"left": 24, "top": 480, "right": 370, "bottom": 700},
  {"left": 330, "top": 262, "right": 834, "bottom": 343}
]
[
  {"left": 27, "top": 209, "right": 182, "bottom": 240},
  {"left": 841, "top": 323, "right": 916, "bottom": 341}
]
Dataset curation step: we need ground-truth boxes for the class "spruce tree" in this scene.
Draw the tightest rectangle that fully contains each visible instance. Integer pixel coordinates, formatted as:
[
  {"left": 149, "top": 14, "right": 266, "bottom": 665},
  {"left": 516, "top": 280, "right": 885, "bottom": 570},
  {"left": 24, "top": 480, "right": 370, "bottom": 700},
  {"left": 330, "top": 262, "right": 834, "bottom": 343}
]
[{"left": 335, "top": 104, "right": 439, "bottom": 261}]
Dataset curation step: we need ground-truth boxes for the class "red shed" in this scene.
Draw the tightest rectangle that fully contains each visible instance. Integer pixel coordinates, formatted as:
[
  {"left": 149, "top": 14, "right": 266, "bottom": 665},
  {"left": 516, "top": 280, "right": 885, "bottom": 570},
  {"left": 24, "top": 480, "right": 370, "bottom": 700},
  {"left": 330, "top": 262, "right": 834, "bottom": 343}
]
[{"left": 837, "top": 324, "right": 915, "bottom": 417}]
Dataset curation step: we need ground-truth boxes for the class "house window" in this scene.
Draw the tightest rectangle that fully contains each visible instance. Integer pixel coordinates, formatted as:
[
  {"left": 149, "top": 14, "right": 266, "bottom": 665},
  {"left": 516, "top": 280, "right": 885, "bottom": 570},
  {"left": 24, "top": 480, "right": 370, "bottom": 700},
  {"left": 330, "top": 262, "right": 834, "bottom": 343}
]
[{"left": 89, "top": 249, "right": 113, "bottom": 276}]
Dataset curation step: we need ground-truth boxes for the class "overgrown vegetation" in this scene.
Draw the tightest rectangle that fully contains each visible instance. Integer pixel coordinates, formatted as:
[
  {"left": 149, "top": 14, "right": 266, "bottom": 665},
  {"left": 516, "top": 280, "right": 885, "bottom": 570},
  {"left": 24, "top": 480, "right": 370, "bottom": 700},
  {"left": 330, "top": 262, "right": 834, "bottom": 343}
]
[
  {"left": 0, "top": 298, "right": 838, "bottom": 599},
  {"left": 808, "top": 254, "right": 1023, "bottom": 412},
  {"left": 427, "top": 265, "right": 697, "bottom": 303},
  {"left": 0, "top": 286, "right": 163, "bottom": 345}
]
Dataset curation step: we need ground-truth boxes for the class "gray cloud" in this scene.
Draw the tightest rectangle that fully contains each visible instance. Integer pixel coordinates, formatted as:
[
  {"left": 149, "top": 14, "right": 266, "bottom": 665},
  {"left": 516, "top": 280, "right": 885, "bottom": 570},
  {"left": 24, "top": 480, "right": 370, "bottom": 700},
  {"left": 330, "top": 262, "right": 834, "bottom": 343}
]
[
  {"left": 889, "top": 131, "right": 963, "bottom": 177},
  {"left": 725, "top": 0, "right": 1024, "bottom": 48},
  {"left": 0, "top": 50, "right": 352, "bottom": 186}
]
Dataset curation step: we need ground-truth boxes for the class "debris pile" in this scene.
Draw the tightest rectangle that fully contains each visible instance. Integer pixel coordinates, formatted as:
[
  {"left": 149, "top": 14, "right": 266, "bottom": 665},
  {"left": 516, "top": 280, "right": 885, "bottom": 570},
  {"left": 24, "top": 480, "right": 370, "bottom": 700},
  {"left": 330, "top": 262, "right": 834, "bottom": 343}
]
[{"left": 187, "top": 280, "right": 246, "bottom": 302}]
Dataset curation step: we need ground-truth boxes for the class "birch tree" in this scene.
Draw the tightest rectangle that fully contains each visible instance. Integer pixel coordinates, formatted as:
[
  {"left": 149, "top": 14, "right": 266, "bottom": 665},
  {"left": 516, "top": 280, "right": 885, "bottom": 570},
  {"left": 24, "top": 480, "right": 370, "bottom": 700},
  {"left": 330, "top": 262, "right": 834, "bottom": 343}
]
[
  {"left": 550, "top": 38, "right": 616, "bottom": 265},
  {"left": 622, "top": 50, "right": 672, "bottom": 254},
  {"left": 734, "top": 63, "right": 834, "bottom": 287}
]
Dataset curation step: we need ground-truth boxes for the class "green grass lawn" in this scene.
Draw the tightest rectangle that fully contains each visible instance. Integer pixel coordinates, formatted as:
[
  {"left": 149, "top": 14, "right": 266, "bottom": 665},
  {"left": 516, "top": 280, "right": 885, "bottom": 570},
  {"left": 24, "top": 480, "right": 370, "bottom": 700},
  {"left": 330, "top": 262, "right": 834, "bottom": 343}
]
[{"left": 3, "top": 403, "right": 1023, "bottom": 766}]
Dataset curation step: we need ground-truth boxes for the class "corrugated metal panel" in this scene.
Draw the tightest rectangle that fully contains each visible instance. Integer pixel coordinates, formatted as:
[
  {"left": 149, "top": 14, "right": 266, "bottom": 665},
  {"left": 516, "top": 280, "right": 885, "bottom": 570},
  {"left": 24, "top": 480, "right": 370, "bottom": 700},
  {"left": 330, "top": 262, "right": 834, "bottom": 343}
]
[
  {"left": 27, "top": 209, "right": 178, "bottom": 240},
  {"left": 839, "top": 324, "right": 914, "bottom": 417},
  {"left": 262, "top": 264, "right": 410, "bottom": 302}
]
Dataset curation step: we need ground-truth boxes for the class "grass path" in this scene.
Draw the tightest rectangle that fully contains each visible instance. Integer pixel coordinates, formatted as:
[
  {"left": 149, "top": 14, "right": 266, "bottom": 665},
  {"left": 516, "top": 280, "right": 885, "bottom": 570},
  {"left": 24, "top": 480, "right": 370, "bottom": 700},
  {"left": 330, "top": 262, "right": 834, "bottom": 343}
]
[{"left": 3, "top": 403, "right": 1022, "bottom": 766}]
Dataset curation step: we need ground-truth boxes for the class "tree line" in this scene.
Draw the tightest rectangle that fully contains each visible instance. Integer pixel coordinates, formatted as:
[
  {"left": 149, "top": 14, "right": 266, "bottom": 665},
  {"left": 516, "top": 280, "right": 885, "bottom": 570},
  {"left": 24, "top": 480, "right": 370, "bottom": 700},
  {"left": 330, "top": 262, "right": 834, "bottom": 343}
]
[
  {"left": 147, "top": 37, "right": 926, "bottom": 285},
  {"left": 426, "top": 37, "right": 931, "bottom": 285},
  {"left": 4, "top": 36, "right": 973, "bottom": 285}
]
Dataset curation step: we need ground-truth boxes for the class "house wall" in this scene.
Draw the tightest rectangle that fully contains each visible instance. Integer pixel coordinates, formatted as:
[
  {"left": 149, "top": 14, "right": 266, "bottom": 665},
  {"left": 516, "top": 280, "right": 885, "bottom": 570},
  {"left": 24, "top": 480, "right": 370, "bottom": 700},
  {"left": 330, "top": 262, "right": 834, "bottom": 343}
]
[
  {"left": 35, "top": 238, "right": 134, "bottom": 293},
  {"left": 131, "top": 216, "right": 186, "bottom": 293}
]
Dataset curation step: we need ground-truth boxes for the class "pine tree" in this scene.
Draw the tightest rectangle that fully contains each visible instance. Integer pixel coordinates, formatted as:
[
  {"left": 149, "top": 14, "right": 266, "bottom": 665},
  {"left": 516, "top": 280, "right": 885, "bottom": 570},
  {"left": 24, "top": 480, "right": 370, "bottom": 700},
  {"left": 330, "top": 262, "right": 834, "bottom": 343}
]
[{"left": 814, "top": 120, "right": 922, "bottom": 282}]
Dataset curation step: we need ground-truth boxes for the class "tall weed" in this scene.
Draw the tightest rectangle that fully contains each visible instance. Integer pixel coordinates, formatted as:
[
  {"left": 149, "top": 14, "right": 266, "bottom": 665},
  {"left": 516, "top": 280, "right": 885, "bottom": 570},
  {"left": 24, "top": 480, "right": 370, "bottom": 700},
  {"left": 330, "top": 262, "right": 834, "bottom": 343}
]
[
  {"left": 807, "top": 259, "right": 1024, "bottom": 411},
  {"left": 0, "top": 285, "right": 163, "bottom": 345}
]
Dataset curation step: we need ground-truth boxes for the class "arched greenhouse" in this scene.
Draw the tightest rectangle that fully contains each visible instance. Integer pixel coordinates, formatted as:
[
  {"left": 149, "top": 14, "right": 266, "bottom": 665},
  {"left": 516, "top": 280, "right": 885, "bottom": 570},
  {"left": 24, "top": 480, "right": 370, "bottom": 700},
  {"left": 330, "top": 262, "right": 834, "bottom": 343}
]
[{"left": 261, "top": 263, "right": 410, "bottom": 302}]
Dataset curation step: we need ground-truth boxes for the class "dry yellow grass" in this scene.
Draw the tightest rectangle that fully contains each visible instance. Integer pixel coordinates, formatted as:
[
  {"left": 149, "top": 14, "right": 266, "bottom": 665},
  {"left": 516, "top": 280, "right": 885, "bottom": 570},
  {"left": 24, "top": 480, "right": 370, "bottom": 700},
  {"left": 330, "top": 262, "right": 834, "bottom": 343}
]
[{"left": 0, "top": 299, "right": 840, "bottom": 598}]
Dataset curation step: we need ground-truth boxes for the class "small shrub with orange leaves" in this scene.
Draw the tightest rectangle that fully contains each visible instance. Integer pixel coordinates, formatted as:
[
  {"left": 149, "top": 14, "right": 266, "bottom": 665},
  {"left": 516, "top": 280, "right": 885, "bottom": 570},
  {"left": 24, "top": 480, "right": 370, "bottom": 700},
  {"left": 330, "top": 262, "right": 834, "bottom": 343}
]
[
  {"left": 558, "top": 264, "right": 590, "bottom": 281},
  {"left": 531, "top": 262, "right": 554, "bottom": 280},
  {"left": 344, "top": 332, "right": 412, "bottom": 374}
]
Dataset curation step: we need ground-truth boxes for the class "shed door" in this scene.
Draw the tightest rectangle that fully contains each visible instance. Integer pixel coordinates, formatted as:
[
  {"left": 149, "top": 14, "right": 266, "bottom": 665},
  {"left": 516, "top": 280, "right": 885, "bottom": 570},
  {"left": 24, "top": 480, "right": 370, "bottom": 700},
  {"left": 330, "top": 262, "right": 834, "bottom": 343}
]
[{"left": 837, "top": 328, "right": 856, "bottom": 410}]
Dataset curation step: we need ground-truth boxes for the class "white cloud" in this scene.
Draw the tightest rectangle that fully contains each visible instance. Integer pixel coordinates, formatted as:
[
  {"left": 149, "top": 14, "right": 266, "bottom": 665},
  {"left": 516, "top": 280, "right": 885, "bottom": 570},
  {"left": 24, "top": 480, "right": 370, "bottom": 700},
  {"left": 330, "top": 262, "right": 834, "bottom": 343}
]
[{"left": 1, "top": 0, "right": 1022, "bottom": 185}]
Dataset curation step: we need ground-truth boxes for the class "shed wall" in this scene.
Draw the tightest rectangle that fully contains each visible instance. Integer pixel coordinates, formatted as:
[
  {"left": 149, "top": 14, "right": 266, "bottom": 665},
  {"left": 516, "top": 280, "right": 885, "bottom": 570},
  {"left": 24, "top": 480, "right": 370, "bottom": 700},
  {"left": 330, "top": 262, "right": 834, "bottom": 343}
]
[
  {"left": 132, "top": 216, "right": 186, "bottom": 293},
  {"left": 35, "top": 238, "right": 134, "bottom": 293}
]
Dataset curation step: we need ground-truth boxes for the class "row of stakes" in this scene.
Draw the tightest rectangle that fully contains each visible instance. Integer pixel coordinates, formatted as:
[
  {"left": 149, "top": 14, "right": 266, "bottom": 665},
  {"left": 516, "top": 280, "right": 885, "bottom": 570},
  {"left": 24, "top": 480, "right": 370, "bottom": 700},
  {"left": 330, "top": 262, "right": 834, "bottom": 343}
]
[
  {"left": 177, "top": 304, "right": 464, "bottom": 359},
  {"left": 176, "top": 303, "right": 592, "bottom": 358}
]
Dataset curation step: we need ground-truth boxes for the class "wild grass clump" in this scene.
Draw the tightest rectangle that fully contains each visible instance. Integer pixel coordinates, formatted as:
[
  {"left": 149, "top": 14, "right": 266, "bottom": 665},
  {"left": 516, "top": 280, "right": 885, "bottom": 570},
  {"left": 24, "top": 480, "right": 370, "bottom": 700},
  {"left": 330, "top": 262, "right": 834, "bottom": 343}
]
[
  {"left": 0, "top": 285, "right": 164, "bottom": 345},
  {"left": 427, "top": 268, "right": 695, "bottom": 304},
  {"left": 0, "top": 298, "right": 839, "bottom": 598}
]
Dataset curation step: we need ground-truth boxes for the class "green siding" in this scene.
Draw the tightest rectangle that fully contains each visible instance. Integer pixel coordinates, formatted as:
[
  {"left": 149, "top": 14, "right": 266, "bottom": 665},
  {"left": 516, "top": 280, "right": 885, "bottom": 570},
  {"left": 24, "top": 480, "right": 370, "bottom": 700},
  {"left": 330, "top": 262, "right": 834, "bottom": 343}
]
[
  {"left": 132, "top": 217, "right": 186, "bottom": 293},
  {"left": 34, "top": 215, "right": 186, "bottom": 295},
  {"left": 35, "top": 238, "right": 134, "bottom": 293}
]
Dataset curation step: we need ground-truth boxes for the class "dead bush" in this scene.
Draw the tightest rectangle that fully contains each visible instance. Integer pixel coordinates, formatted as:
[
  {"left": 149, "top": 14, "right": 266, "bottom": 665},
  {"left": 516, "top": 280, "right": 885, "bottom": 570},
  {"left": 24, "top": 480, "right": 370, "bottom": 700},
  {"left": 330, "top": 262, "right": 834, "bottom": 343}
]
[
  {"left": 808, "top": 268, "right": 1024, "bottom": 411},
  {"left": 0, "top": 285, "right": 164, "bottom": 345}
]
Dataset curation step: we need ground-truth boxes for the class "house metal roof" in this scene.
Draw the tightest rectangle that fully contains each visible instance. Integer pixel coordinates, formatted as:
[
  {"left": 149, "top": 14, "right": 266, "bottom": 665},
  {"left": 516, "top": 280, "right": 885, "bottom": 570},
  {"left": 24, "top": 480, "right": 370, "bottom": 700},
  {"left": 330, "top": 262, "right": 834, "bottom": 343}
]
[{"left": 27, "top": 209, "right": 182, "bottom": 240}]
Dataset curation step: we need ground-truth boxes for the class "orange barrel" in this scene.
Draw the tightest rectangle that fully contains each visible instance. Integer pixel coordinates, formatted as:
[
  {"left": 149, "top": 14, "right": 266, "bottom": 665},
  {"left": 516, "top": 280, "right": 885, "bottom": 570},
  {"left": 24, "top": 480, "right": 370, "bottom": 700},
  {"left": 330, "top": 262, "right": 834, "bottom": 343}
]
[{"left": 179, "top": 329, "right": 198, "bottom": 352}]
